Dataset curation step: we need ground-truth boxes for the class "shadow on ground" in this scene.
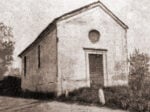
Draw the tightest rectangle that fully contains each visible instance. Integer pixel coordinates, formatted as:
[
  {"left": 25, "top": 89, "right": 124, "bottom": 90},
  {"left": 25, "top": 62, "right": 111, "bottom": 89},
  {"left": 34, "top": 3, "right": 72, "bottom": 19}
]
[{"left": 0, "top": 76, "right": 56, "bottom": 100}]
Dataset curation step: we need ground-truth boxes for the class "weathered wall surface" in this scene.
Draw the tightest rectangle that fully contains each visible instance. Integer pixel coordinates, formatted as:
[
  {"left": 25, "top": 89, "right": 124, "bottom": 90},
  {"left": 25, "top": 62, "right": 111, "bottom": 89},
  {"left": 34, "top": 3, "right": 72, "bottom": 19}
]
[
  {"left": 21, "top": 28, "right": 57, "bottom": 92},
  {"left": 57, "top": 6, "right": 128, "bottom": 94}
]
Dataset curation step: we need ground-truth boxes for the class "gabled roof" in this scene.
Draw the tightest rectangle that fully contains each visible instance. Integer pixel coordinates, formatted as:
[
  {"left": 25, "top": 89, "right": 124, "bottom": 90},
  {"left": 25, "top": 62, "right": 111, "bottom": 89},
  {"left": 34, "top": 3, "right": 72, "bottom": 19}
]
[
  {"left": 18, "top": 1, "right": 128, "bottom": 57},
  {"left": 55, "top": 1, "right": 128, "bottom": 28}
]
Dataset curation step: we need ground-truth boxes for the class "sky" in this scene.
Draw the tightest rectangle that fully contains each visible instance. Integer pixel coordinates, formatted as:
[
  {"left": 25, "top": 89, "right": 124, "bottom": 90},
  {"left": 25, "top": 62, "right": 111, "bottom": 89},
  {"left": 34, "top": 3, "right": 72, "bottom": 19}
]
[{"left": 0, "top": 0, "right": 150, "bottom": 68}]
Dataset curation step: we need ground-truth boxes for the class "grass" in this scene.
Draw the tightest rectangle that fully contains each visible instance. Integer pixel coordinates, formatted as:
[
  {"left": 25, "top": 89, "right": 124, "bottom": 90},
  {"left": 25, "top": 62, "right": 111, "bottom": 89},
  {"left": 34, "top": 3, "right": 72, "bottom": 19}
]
[
  {"left": 0, "top": 76, "right": 150, "bottom": 112},
  {"left": 57, "top": 86, "right": 150, "bottom": 112},
  {"left": 57, "top": 88, "right": 101, "bottom": 105}
]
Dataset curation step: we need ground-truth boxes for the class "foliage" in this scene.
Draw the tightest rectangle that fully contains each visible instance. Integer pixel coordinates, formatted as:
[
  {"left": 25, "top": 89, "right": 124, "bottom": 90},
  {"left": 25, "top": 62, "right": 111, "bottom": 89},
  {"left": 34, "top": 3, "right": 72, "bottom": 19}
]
[
  {"left": 129, "top": 49, "right": 150, "bottom": 93},
  {"left": 0, "top": 76, "right": 21, "bottom": 96},
  {"left": 0, "top": 76, "right": 56, "bottom": 100},
  {"left": 104, "top": 86, "right": 150, "bottom": 112},
  {"left": 103, "top": 49, "right": 150, "bottom": 111},
  {"left": 104, "top": 87, "right": 130, "bottom": 110},
  {"left": 58, "top": 88, "right": 100, "bottom": 104},
  {"left": 64, "top": 86, "right": 150, "bottom": 112},
  {"left": 0, "top": 23, "right": 14, "bottom": 79}
]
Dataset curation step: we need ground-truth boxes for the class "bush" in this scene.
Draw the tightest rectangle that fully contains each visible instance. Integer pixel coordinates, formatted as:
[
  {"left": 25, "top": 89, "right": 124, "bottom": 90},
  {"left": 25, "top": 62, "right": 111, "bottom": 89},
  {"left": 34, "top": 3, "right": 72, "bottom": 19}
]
[
  {"left": 69, "top": 88, "right": 99, "bottom": 104},
  {"left": 104, "top": 86, "right": 130, "bottom": 110},
  {"left": 58, "top": 88, "right": 100, "bottom": 104},
  {"left": 141, "top": 83, "right": 150, "bottom": 100},
  {"left": 129, "top": 98, "right": 150, "bottom": 112},
  {"left": 129, "top": 49, "right": 150, "bottom": 93},
  {"left": 0, "top": 76, "right": 56, "bottom": 100},
  {"left": 104, "top": 86, "right": 150, "bottom": 112},
  {"left": 0, "top": 76, "right": 21, "bottom": 96},
  {"left": 60, "top": 86, "right": 150, "bottom": 112}
]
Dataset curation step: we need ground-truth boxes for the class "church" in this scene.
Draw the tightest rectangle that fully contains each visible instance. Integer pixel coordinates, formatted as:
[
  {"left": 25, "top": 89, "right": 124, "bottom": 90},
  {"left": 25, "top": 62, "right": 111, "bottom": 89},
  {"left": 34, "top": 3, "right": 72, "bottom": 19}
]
[{"left": 19, "top": 1, "right": 129, "bottom": 95}]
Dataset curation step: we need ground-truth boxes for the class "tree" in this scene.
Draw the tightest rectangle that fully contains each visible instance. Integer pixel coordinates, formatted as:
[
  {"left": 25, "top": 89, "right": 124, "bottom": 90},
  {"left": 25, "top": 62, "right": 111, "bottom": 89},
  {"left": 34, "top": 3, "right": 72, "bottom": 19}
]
[
  {"left": 129, "top": 49, "right": 149, "bottom": 95},
  {"left": 0, "top": 22, "right": 14, "bottom": 79}
]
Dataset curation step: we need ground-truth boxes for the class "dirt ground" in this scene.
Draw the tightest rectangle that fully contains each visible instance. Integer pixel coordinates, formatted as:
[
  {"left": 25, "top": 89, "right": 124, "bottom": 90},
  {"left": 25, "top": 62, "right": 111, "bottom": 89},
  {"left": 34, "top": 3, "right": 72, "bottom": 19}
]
[{"left": 0, "top": 96, "right": 128, "bottom": 112}]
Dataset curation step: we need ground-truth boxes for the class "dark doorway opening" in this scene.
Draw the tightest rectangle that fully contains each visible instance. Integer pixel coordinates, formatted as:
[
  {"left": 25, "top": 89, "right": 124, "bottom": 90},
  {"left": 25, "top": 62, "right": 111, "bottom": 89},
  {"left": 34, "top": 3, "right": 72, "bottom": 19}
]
[{"left": 89, "top": 54, "right": 104, "bottom": 89}]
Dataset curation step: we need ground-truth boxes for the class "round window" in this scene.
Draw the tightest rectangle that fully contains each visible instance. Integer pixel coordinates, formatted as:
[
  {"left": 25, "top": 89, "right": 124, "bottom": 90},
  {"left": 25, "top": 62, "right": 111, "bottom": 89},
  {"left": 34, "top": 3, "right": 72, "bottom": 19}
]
[{"left": 89, "top": 30, "right": 100, "bottom": 43}]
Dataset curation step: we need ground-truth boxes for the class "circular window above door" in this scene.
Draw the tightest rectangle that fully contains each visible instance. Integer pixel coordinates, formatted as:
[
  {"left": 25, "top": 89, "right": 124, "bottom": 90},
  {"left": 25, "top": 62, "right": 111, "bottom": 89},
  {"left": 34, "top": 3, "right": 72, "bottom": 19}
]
[{"left": 89, "top": 30, "right": 100, "bottom": 43}]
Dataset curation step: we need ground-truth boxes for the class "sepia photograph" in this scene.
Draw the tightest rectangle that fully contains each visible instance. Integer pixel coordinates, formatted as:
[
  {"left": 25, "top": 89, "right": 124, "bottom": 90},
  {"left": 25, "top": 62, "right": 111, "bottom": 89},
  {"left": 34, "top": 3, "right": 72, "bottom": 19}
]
[{"left": 0, "top": 0, "right": 149, "bottom": 112}]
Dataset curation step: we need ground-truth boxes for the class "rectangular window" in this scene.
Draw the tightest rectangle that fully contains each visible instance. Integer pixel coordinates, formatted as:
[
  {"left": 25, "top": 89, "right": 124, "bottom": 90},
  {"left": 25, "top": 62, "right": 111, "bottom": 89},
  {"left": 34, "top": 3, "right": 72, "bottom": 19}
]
[
  {"left": 24, "top": 56, "right": 27, "bottom": 77},
  {"left": 38, "top": 45, "right": 41, "bottom": 68}
]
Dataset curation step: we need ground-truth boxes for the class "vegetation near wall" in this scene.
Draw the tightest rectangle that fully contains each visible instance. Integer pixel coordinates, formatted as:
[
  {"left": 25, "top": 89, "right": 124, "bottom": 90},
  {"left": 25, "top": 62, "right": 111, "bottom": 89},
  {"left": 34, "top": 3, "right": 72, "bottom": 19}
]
[
  {"left": 0, "top": 48, "right": 149, "bottom": 112},
  {"left": 129, "top": 49, "right": 150, "bottom": 93},
  {"left": 0, "top": 22, "right": 14, "bottom": 79},
  {"left": 57, "top": 49, "right": 150, "bottom": 112},
  {"left": 103, "top": 49, "right": 150, "bottom": 112}
]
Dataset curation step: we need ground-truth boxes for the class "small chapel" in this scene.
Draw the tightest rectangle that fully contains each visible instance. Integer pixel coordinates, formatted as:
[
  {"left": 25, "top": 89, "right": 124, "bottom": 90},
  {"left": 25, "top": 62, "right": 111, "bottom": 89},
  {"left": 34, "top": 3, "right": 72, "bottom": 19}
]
[{"left": 19, "top": 1, "right": 129, "bottom": 95}]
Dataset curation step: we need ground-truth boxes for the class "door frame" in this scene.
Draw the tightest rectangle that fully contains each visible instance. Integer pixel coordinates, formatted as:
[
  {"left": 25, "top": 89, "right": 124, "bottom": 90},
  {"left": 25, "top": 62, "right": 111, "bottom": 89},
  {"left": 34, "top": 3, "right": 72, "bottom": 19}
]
[{"left": 84, "top": 48, "right": 108, "bottom": 87}]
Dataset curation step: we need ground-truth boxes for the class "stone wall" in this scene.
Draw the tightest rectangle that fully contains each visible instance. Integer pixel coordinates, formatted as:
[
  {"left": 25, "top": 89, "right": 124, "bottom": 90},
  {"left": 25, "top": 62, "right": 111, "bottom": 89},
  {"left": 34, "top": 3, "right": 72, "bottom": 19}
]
[
  {"left": 57, "top": 6, "right": 128, "bottom": 95},
  {"left": 21, "top": 28, "right": 57, "bottom": 93}
]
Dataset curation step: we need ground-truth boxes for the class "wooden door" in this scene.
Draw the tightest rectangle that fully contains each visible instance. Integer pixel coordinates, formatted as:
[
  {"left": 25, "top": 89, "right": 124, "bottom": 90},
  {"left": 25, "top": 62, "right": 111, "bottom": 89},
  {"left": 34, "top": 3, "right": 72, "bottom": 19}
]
[{"left": 89, "top": 54, "right": 104, "bottom": 89}]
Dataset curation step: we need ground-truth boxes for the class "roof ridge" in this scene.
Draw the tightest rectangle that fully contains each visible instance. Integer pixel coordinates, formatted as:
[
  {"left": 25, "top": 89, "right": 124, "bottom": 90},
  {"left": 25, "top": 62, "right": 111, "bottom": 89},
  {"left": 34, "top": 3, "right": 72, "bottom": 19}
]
[
  {"left": 18, "top": 1, "right": 128, "bottom": 57},
  {"left": 54, "top": 1, "right": 128, "bottom": 29}
]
